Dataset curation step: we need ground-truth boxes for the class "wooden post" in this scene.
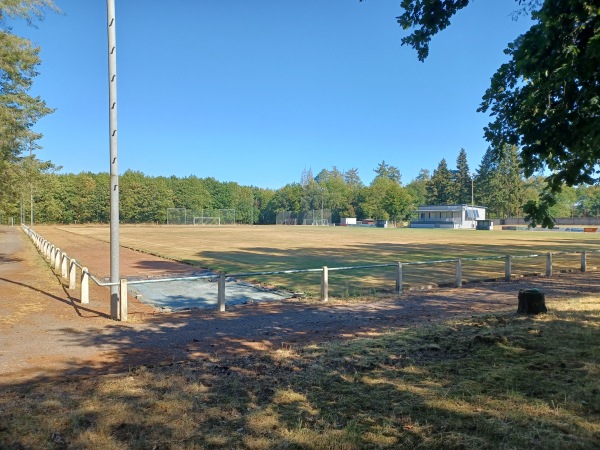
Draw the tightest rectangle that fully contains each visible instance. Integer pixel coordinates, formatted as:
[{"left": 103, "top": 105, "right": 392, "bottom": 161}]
[
  {"left": 396, "top": 262, "right": 403, "bottom": 294},
  {"left": 69, "top": 259, "right": 77, "bottom": 289},
  {"left": 119, "top": 279, "right": 128, "bottom": 321},
  {"left": 218, "top": 274, "right": 226, "bottom": 312},
  {"left": 545, "top": 252, "right": 553, "bottom": 277},
  {"left": 49, "top": 245, "right": 55, "bottom": 264},
  {"left": 455, "top": 258, "right": 462, "bottom": 288},
  {"left": 321, "top": 266, "right": 329, "bottom": 302},
  {"left": 81, "top": 267, "right": 89, "bottom": 304},
  {"left": 505, "top": 255, "right": 512, "bottom": 281},
  {"left": 581, "top": 251, "right": 587, "bottom": 273}
]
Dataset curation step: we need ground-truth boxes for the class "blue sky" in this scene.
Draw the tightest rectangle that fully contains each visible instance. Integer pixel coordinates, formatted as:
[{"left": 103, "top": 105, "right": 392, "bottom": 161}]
[{"left": 15, "top": 0, "right": 533, "bottom": 189}]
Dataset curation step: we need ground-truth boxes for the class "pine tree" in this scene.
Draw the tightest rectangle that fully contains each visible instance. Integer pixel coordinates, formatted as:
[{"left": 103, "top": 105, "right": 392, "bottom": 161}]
[
  {"left": 0, "top": 1, "right": 57, "bottom": 213},
  {"left": 427, "top": 159, "right": 456, "bottom": 205},
  {"left": 454, "top": 148, "right": 472, "bottom": 205},
  {"left": 476, "top": 145, "right": 525, "bottom": 218}
]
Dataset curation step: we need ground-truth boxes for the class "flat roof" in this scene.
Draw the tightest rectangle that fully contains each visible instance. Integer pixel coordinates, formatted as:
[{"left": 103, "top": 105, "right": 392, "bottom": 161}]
[{"left": 416, "top": 204, "right": 487, "bottom": 211}]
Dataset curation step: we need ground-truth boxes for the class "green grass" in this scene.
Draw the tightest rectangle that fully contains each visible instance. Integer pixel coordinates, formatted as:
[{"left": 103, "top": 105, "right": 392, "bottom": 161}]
[
  {"left": 2, "top": 296, "right": 599, "bottom": 449},
  {"left": 39, "top": 225, "right": 600, "bottom": 298}
]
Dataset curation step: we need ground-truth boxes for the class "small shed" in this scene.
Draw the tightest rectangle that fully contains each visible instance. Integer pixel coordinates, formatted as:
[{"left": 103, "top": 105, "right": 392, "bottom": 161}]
[{"left": 476, "top": 219, "right": 494, "bottom": 230}]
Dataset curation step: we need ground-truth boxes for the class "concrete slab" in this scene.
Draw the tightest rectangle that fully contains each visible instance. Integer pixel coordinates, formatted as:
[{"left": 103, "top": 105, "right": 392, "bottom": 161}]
[{"left": 127, "top": 272, "right": 290, "bottom": 311}]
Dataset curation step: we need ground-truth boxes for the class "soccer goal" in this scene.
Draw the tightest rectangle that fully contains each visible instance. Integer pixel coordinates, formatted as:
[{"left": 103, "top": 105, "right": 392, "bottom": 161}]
[
  {"left": 167, "top": 208, "right": 187, "bottom": 225},
  {"left": 193, "top": 216, "right": 221, "bottom": 226}
]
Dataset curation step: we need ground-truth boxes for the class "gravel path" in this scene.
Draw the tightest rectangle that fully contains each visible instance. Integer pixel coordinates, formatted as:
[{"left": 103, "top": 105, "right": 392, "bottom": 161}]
[{"left": 2, "top": 226, "right": 599, "bottom": 389}]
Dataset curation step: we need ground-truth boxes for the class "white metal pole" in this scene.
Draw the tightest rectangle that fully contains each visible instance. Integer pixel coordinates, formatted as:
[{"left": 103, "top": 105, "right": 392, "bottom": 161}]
[{"left": 107, "top": 0, "right": 120, "bottom": 320}]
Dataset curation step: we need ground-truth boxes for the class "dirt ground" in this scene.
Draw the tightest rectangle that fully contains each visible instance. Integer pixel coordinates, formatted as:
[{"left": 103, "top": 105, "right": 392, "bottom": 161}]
[{"left": 2, "top": 226, "right": 600, "bottom": 389}]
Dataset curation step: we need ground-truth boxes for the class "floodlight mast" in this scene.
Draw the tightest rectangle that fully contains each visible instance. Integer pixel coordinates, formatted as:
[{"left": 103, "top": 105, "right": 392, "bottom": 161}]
[{"left": 107, "top": 0, "right": 120, "bottom": 320}]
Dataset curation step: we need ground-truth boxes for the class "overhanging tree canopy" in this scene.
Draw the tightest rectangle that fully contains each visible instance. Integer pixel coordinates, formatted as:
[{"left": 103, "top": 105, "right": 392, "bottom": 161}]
[{"left": 381, "top": 0, "right": 599, "bottom": 227}]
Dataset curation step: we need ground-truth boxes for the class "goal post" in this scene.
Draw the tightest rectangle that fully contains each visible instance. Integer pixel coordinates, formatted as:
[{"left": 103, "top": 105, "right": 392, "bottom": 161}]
[
  {"left": 167, "top": 208, "right": 187, "bottom": 225},
  {"left": 193, "top": 216, "right": 221, "bottom": 226}
]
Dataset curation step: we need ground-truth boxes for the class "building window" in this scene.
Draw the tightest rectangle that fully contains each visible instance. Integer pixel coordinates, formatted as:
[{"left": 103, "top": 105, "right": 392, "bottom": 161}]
[{"left": 465, "top": 209, "right": 479, "bottom": 220}]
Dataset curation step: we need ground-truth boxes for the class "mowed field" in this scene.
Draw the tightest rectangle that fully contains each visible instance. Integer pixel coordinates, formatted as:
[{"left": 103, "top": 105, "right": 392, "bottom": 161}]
[{"left": 38, "top": 225, "right": 600, "bottom": 297}]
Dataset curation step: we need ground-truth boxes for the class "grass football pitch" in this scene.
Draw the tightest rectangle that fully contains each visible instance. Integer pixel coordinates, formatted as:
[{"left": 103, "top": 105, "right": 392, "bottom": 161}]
[{"left": 44, "top": 225, "right": 600, "bottom": 298}]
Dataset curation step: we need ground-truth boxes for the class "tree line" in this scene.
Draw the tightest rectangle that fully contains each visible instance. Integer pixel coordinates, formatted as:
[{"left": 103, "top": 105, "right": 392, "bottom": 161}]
[
  {"left": 2, "top": 1, "right": 598, "bottom": 227},
  {"left": 2, "top": 147, "right": 596, "bottom": 225}
]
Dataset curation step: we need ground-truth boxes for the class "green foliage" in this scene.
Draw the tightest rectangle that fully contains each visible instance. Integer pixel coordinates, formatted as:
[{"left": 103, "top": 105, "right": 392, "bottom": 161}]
[
  {"left": 454, "top": 148, "right": 472, "bottom": 204},
  {"left": 475, "top": 145, "right": 525, "bottom": 219},
  {"left": 394, "top": 0, "right": 470, "bottom": 61},
  {"left": 426, "top": 158, "right": 456, "bottom": 205},
  {"left": 405, "top": 168, "right": 430, "bottom": 207},
  {"left": 479, "top": 1, "right": 600, "bottom": 191},
  {"left": 373, "top": 160, "right": 402, "bottom": 184},
  {"left": 575, "top": 185, "right": 600, "bottom": 217},
  {"left": 0, "top": 0, "right": 57, "bottom": 216},
  {"left": 387, "top": 0, "right": 599, "bottom": 226}
]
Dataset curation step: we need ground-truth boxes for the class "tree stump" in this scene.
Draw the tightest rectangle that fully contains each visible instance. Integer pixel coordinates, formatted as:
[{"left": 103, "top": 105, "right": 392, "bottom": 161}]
[{"left": 517, "top": 289, "right": 547, "bottom": 314}]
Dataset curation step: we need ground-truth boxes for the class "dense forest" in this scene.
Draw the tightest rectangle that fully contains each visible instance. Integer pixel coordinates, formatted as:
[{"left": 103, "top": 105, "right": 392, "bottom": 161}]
[{"left": 2, "top": 146, "right": 597, "bottom": 226}]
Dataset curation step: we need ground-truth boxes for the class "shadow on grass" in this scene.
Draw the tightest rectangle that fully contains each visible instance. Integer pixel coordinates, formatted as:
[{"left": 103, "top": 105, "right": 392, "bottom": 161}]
[
  {"left": 0, "top": 254, "right": 23, "bottom": 263},
  {"left": 1, "top": 297, "right": 599, "bottom": 448},
  {"left": 0, "top": 276, "right": 110, "bottom": 320}
]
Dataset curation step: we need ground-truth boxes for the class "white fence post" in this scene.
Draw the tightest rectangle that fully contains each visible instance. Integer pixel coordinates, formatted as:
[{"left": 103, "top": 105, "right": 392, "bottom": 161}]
[
  {"left": 120, "top": 279, "right": 128, "bottom": 321},
  {"left": 69, "top": 259, "right": 77, "bottom": 289},
  {"left": 54, "top": 249, "right": 62, "bottom": 271},
  {"left": 81, "top": 267, "right": 89, "bottom": 304},
  {"left": 546, "top": 252, "right": 553, "bottom": 277},
  {"left": 396, "top": 262, "right": 403, "bottom": 294},
  {"left": 61, "top": 254, "right": 68, "bottom": 279},
  {"left": 321, "top": 266, "right": 329, "bottom": 302},
  {"left": 505, "top": 255, "right": 512, "bottom": 281},
  {"left": 581, "top": 251, "right": 587, "bottom": 273},
  {"left": 455, "top": 258, "right": 462, "bottom": 288},
  {"left": 218, "top": 274, "right": 226, "bottom": 312}
]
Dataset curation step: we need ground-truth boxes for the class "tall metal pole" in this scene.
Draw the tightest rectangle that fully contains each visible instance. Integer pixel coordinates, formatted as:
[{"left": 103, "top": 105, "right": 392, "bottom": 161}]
[
  {"left": 29, "top": 142, "right": 34, "bottom": 226},
  {"left": 107, "top": 0, "right": 120, "bottom": 320},
  {"left": 471, "top": 178, "right": 474, "bottom": 207}
]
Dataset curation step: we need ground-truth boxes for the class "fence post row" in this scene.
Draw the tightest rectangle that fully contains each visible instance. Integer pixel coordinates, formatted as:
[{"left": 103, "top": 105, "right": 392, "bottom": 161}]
[{"left": 20, "top": 226, "right": 135, "bottom": 321}]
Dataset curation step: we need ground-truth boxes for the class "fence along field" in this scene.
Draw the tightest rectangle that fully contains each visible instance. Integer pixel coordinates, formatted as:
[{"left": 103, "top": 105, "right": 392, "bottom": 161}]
[{"left": 35, "top": 225, "right": 600, "bottom": 299}]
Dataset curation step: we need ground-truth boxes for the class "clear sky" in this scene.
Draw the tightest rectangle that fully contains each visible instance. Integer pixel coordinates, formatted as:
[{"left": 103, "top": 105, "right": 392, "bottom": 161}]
[{"left": 15, "top": 0, "right": 533, "bottom": 189}]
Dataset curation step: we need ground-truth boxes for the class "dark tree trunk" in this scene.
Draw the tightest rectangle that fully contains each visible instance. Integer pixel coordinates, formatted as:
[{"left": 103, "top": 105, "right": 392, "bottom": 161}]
[{"left": 518, "top": 289, "right": 547, "bottom": 314}]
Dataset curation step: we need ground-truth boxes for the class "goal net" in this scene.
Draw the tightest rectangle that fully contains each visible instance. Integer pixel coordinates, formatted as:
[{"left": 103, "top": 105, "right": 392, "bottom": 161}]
[
  {"left": 167, "top": 208, "right": 187, "bottom": 225},
  {"left": 193, "top": 216, "right": 221, "bottom": 226}
]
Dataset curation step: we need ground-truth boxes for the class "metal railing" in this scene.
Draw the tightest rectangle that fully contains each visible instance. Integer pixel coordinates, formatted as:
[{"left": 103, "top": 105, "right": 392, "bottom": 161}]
[{"left": 21, "top": 224, "right": 596, "bottom": 322}]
